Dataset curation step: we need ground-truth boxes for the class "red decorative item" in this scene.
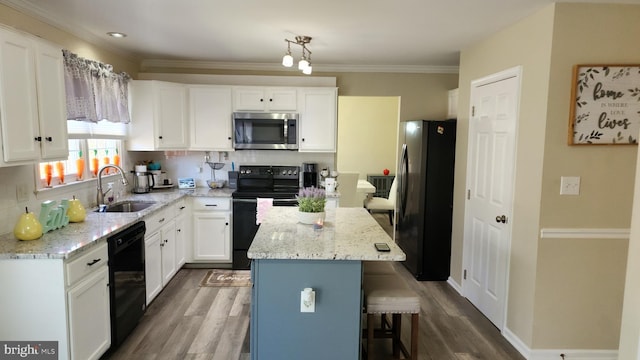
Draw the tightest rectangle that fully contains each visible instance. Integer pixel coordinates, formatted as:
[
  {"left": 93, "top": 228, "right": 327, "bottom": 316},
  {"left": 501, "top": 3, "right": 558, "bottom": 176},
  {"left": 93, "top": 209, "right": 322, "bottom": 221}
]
[{"left": 383, "top": 168, "right": 390, "bottom": 175}]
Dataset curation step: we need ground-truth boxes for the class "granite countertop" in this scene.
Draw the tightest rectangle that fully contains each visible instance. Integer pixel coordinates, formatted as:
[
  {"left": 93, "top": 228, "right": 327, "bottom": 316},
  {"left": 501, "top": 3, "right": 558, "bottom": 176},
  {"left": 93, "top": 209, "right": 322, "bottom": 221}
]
[
  {"left": 0, "top": 187, "right": 234, "bottom": 260},
  {"left": 247, "top": 207, "right": 405, "bottom": 261}
]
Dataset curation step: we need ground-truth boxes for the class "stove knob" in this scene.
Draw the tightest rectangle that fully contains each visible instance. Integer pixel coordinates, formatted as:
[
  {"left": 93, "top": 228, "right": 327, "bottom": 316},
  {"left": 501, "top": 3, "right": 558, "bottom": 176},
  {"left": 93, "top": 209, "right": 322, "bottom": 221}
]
[
  {"left": 282, "top": 170, "right": 287, "bottom": 175},
  {"left": 288, "top": 170, "right": 293, "bottom": 175},
  {"left": 246, "top": 169, "right": 251, "bottom": 174},
  {"left": 240, "top": 170, "right": 245, "bottom": 174}
]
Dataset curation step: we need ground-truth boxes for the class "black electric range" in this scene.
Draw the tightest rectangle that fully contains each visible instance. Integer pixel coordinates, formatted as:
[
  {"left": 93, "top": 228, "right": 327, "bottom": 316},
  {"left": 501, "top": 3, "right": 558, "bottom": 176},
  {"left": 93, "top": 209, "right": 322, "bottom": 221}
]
[{"left": 232, "top": 165, "right": 300, "bottom": 269}]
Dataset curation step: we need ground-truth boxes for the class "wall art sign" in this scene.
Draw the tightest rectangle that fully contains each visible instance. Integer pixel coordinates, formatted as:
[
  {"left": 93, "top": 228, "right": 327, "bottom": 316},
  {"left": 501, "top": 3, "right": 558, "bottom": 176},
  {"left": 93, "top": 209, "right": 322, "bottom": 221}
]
[{"left": 568, "top": 64, "right": 640, "bottom": 145}]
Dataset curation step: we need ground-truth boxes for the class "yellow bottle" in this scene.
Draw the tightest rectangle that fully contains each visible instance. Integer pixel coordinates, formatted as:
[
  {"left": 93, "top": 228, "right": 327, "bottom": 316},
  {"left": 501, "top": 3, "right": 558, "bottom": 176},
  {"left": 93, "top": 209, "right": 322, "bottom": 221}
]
[
  {"left": 14, "top": 207, "right": 43, "bottom": 241},
  {"left": 67, "top": 196, "right": 87, "bottom": 223}
]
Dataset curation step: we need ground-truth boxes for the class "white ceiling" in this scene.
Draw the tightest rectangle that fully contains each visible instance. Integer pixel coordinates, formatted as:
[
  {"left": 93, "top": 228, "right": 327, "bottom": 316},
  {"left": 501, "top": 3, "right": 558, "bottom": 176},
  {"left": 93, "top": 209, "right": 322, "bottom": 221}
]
[{"left": 3, "top": 0, "right": 640, "bottom": 73}]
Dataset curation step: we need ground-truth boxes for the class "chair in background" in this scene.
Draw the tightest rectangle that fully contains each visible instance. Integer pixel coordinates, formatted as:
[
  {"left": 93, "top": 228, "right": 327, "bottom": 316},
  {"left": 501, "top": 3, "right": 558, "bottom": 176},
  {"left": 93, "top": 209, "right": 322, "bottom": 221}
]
[
  {"left": 336, "top": 172, "right": 360, "bottom": 207},
  {"left": 364, "top": 176, "right": 397, "bottom": 225}
]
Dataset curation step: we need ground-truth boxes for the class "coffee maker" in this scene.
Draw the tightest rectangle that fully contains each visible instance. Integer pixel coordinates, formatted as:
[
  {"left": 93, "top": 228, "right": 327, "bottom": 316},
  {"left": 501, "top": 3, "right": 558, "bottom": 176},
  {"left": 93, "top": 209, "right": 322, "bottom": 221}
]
[
  {"left": 132, "top": 165, "right": 154, "bottom": 193},
  {"left": 302, "top": 163, "right": 318, "bottom": 188}
]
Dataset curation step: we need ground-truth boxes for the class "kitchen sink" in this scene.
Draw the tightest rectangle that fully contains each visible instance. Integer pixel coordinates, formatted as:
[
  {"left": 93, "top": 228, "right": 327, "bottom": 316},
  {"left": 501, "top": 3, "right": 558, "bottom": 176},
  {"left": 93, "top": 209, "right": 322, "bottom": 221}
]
[{"left": 96, "top": 201, "right": 157, "bottom": 213}]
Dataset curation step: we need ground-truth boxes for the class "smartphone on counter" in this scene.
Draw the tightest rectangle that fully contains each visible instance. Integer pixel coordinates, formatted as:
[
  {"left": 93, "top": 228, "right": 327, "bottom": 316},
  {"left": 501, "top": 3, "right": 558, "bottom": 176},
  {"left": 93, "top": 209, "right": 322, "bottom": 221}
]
[{"left": 374, "top": 243, "right": 391, "bottom": 252}]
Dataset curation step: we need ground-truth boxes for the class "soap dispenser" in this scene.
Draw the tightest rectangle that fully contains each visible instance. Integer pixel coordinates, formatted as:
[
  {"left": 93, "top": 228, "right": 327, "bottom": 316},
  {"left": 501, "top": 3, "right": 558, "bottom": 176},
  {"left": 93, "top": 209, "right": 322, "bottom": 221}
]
[
  {"left": 13, "top": 207, "right": 43, "bottom": 241},
  {"left": 67, "top": 196, "right": 87, "bottom": 223}
]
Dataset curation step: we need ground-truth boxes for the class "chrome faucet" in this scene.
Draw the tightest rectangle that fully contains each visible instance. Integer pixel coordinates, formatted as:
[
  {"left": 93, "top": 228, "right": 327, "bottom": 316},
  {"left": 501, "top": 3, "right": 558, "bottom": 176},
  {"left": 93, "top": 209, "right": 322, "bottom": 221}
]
[{"left": 97, "top": 165, "right": 128, "bottom": 206}]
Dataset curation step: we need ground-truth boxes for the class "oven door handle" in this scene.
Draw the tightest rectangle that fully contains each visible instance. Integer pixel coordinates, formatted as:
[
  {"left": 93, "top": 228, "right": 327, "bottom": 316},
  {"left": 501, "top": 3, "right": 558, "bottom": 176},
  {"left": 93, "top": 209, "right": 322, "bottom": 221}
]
[{"left": 233, "top": 198, "right": 299, "bottom": 205}]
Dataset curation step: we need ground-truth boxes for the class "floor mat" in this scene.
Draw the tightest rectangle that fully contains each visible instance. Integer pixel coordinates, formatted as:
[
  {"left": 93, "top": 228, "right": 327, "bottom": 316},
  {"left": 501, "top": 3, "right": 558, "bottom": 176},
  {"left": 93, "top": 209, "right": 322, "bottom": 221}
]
[{"left": 199, "top": 269, "right": 252, "bottom": 287}]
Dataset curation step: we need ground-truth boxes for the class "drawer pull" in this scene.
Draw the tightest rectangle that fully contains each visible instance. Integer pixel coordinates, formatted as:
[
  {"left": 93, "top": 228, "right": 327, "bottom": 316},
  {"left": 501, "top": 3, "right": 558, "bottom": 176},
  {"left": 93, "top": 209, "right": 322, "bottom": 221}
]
[
  {"left": 179, "top": 206, "right": 186, "bottom": 210},
  {"left": 87, "top": 258, "right": 101, "bottom": 266},
  {"left": 205, "top": 204, "right": 218, "bottom": 207},
  {"left": 159, "top": 218, "right": 165, "bottom": 223}
]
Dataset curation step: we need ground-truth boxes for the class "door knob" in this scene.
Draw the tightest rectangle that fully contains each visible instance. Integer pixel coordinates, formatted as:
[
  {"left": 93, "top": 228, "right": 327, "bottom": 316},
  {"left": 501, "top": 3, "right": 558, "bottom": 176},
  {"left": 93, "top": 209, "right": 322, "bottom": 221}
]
[{"left": 495, "top": 215, "right": 507, "bottom": 224}]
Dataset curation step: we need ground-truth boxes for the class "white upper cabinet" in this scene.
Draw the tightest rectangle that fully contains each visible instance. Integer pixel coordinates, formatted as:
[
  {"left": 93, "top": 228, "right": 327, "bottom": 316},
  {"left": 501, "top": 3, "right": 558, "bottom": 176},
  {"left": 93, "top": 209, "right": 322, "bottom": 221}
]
[
  {"left": 35, "top": 40, "right": 69, "bottom": 159},
  {"left": 188, "top": 85, "right": 233, "bottom": 151},
  {"left": 298, "top": 87, "right": 337, "bottom": 152},
  {"left": 233, "top": 87, "right": 297, "bottom": 111},
  {"left": 0, "top": 27, "right": 68, "bottom": 166},
  {"left": 127, "top": 80, "right": 188, "bottom": 151}
]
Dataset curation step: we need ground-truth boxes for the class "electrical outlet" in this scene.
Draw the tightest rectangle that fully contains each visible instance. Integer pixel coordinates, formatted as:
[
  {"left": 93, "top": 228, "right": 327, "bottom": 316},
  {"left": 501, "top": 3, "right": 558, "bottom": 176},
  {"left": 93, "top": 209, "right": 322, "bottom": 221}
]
[
  {"left": 560, "top": 176, "right": 580, "bottom": 195},
  {"left": 16, "top": 183, "right": 29, "bottom": 202},
  {"left": 300, "top": 288, "right": 315, "bottom": 313}
]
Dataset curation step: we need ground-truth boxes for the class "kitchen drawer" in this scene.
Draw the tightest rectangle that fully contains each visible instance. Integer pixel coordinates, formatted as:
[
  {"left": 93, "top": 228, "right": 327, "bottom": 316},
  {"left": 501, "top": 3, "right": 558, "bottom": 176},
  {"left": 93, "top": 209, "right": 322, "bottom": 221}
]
[
  {"left": 66, "top": 242, "right": 108, "bottom": 287},
  {"left": 145, "top": 207, "right": 171, "bottom": 234},
  {"left": 175, "top": 198, "right": 188, "bottom": 214},
  {"left": 192, "top": 197, "right": 230, "bottom": 211}
]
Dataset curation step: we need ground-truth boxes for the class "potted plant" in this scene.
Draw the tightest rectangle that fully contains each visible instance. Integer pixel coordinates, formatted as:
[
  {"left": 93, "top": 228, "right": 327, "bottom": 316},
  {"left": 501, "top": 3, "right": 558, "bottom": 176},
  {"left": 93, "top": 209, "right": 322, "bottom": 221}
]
[{"left": 297, "top": 187, "right": 326, "bottom": 224}]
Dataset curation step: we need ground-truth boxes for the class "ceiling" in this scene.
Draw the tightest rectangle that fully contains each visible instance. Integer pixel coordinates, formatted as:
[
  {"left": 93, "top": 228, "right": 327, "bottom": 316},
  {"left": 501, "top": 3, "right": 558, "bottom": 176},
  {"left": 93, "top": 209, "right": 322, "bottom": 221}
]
[{"left": 3, "top": 0, "right": 640, "bottom": 73}]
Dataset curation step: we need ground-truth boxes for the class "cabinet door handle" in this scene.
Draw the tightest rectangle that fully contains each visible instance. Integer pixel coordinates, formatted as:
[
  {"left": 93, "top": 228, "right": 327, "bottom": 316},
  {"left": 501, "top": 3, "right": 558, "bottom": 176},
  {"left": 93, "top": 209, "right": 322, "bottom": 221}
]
[
  {"left": 177, "top": 229, "right": 181, "bottom": 232},
  {"left": 160, "top": 243, "right": 164, "bottom": 247},
  {"left": 269, "top": 98, "right": 273, "bottom": 102},
  {"left": 179, "top": 206, "right": 186, "bottom": 210},
  {"left": 34, "top": 136, "right": 42, "bottom": 142},
  {"left": 159, "top": 218, "right": 165, "bottom": 223},
  {"left": 260, "top": 98, "right": 264, "bottom": 102},
  {"left": 164, "top": 239, "right": 168, "bottom": 243},
  {"left": 45, "top": 136, "right": 53, "bottom": 142},
  {"left": 87, "top": 258, "right": 101, "bottom": 266},
  {"left": 225, "top": 222, "right": 229, "bottom": 226},
  {"left": 159, "top": 136, "right": 163, "bottom": 139},
  {"left": 302, "top": 138, "right": 305, "bottom": 142}
]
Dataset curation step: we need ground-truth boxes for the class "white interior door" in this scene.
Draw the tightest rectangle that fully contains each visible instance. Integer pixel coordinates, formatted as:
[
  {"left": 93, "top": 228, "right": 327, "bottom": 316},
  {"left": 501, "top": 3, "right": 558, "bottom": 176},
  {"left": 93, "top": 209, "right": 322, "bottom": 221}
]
[{"left": 463, "top": 67, "right": 520, "bottom": 329}]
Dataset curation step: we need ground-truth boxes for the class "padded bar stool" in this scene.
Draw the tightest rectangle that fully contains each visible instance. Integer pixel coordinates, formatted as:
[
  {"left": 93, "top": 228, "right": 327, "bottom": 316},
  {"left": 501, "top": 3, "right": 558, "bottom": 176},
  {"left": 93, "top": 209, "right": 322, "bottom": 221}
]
[{"left": 363, "top": 273, "right": 420, "bottom": 359}]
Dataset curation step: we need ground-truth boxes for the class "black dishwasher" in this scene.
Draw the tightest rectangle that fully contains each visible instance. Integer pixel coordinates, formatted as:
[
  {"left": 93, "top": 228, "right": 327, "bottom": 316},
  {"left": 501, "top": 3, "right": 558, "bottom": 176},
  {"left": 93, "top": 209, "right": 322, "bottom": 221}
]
[{"left": 107, "top": 221, "right": 146, "bottom": 349}]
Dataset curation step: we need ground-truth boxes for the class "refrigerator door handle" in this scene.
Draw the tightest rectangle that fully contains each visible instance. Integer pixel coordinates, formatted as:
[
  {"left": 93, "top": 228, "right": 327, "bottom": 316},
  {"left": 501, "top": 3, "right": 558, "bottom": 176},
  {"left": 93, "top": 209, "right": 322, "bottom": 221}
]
[{"left": 399, "top": 143, "right": 409, "bottom": 219}]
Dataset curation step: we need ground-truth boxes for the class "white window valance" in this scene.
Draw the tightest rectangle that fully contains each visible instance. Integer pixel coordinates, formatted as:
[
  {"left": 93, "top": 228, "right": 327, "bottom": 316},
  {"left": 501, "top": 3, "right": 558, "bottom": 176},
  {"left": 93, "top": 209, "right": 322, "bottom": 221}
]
[{"left": 62, "top": 49, "right": 131, "bottom": 124}]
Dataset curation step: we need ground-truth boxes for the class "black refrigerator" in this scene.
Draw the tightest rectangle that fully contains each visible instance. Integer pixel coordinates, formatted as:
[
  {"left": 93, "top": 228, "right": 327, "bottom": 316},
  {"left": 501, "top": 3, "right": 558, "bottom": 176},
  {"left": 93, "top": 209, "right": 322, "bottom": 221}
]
[{"left": 395, "top": 119, "right": 456, "bottom": 281}]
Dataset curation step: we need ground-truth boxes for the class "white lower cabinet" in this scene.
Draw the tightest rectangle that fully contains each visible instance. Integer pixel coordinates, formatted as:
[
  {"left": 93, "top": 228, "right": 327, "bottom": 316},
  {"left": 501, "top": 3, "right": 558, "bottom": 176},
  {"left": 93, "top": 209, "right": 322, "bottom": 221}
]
[
  {"left": 144, "top": 200, "right": 186, "bottom": 305},
  {"left": 145, "top": 219, "right": 178, "bottom": 305},
  {"left": 175, "top": 199, "right": 188, "bottom": 268},
  {"left": 160, "top": 220, "right": 177, "bottom": 285},
  {"left": 191, "top": 197, "right": 232, "bottom": 262},
  {"left": 145, "top": 230, "right": 163, "bottom": 304},
  {"left": 67, "top": 266, "right": 111, "bottom": 360},
  {"left": 0, "top": 242, "right": 112, "bottom": 360}
]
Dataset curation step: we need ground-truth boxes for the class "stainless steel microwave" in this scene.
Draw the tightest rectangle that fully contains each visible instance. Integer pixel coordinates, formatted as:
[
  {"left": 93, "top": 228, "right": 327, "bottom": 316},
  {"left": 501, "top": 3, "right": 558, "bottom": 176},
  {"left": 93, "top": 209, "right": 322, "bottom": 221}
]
[{"left": 233, "top": 112, "right": 298, "bottom": 150}]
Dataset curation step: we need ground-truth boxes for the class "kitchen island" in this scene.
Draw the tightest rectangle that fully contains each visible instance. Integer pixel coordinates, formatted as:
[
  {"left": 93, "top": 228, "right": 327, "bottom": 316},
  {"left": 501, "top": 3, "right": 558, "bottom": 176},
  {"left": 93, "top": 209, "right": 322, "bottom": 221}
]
[{"left": 247, "top": 207, "right": 405, "bottom": 360}]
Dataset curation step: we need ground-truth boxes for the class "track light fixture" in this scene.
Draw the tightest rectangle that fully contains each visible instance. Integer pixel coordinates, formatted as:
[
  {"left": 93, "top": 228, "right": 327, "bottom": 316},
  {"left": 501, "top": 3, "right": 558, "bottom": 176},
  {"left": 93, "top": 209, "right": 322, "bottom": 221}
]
[{"left": 282, "top": 35, "right": 312, "bottom": 75}]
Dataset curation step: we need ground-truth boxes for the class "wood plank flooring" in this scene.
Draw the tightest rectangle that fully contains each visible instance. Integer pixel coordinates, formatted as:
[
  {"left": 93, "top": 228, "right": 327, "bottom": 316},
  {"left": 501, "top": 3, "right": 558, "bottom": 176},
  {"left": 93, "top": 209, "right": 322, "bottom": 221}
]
[{"left": 104, "top": 213, "right": 524, "bottom": 360}]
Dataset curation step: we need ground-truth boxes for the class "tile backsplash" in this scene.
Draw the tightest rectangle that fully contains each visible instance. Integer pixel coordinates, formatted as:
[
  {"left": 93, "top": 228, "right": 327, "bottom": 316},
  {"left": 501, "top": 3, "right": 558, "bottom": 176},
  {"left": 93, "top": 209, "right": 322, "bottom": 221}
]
[
  {"left": 128, "top": 150, "right": 335, "bottom": 188},
  {"left": 0, "top": 150, "right": 334, "bottom": 235}
]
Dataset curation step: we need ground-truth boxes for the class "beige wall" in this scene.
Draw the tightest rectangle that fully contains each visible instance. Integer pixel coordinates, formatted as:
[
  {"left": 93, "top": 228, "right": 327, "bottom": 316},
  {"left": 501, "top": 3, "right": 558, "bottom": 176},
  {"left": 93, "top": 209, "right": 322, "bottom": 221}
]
[
  {"left": 337, "top": 97, "right": 400, "bottom": 178},
  {"left": 457, "top": 2, "right": 640, "bottom": 351},
  {"left": 534, "top": 3, "right": 640, "bottom": 350},
  {"left": 455, "top": 5, "right": 555, "bottom": 346}
]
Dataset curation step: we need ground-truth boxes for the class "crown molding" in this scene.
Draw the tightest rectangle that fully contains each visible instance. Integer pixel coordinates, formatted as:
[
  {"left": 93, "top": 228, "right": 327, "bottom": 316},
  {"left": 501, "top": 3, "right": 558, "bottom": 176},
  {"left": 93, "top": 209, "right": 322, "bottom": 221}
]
[{"left": 141, "top": 59, "right": 459, "bottom": 74}]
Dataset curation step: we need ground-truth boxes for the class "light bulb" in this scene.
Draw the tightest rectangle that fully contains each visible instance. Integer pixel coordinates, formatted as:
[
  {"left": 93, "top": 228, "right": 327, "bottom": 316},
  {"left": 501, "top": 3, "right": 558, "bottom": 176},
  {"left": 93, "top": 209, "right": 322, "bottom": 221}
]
[
  {"left": 282, "top": 54, "right": 293, "bottom": 67},
  {"left": 302, "top": 64, "right": 312, "bottom": 75},
  {"left": 298, "top": 58, "right": 309, "bottom": 70}
]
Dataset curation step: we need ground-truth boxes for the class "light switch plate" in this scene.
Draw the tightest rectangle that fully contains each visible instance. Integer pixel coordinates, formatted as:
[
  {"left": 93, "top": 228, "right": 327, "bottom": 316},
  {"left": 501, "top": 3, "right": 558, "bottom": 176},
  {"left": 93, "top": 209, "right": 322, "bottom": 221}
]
[{"left": 560, "top": 176, "right": 580, "bottom": 195}]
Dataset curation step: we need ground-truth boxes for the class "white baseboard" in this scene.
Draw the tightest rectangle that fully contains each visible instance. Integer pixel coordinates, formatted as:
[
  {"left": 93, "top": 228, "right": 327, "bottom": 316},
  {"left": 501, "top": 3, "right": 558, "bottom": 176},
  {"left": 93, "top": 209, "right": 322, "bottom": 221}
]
[
  {"left": 447, "top": 276, "right": 462, "bottom": 295},
  {"left": 503, "top": 326, "right": 618, "bottom": 360}
]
